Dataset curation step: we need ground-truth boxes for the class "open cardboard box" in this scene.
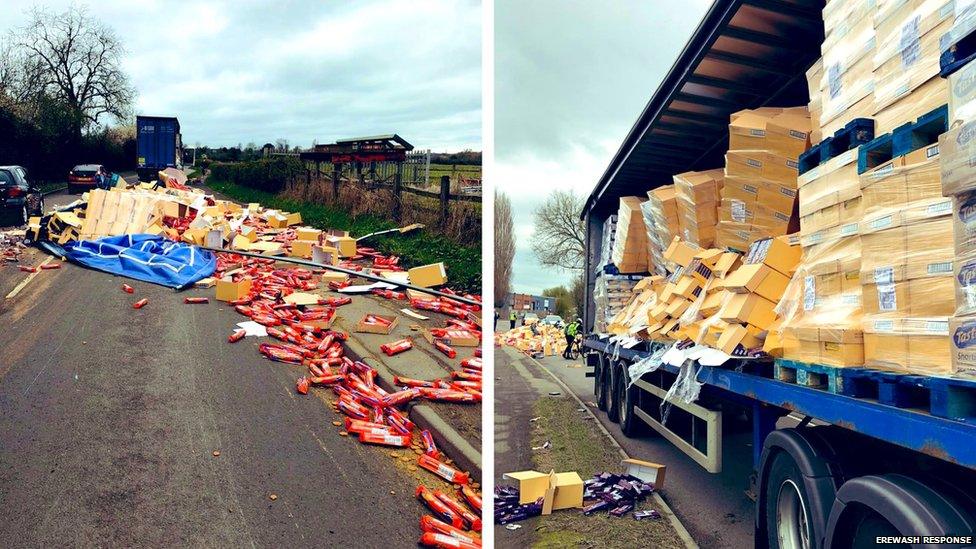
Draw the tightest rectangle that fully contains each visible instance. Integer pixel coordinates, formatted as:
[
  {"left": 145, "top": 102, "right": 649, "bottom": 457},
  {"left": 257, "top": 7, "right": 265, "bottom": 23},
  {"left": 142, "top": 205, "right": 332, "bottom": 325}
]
[
  {"left": 621, "top": 458, "right": 667, "bottom": 489},
  {"left": 503, "top": 469, "right": 584, "bottom": 515},
  {"left": 355, "top": 314, "right": 399, "bottom": 335}
]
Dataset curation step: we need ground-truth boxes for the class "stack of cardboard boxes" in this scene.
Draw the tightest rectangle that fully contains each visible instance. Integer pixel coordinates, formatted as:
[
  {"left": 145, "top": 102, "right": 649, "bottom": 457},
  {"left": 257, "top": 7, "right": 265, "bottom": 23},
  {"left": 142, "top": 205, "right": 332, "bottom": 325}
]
[
  {"left": 639, "top": 186, "right": 681, "bottom": 274},
  {"left": 716, "top": 107, "right": 811, "bottom": 252},
  {"left": 815, "top": 0, "right": 877, "bottom": 137},
  {"left": 612, "top": 197, "right": 650, "bottom": 274},
  {"left": 716, "top": 237, "right": 802, "bottom": 355},
  {"left": 871, "top": 0, "right": 953, "bottom": 134},
  {"left": 674, "top": 170, "right": 723, "bottom": 248},
  {"left": 858, "top": 143, "right": 955, "bottom": 375},
  {"left": 593, "top": 273, "right": 645, "bottom": 333},
  {"left": 809, "top": 0, "right": 952, "bottom": 142},
  {"left": 780, "top": 147, "right": 866, "bottom": 367},
  {"left": 938, "top": 51, "right": 976, "bottom": 378}
]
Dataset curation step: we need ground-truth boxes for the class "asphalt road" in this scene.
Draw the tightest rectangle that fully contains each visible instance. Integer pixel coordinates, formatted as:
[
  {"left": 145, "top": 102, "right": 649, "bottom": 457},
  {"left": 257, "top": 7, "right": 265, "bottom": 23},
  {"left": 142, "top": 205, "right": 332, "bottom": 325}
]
[
  {"left": 528, "top": 350, "right": 757, "bottom": 549},
  {"left": 0, "top": 186, "right": 465, "bottom": 547}
]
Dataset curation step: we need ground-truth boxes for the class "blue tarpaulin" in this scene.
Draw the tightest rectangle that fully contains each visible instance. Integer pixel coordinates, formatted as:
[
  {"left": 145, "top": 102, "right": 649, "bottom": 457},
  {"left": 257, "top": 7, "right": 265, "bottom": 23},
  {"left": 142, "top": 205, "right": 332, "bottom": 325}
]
[{"left": 64, "top": 234, "right": 216, "bottom": 289}]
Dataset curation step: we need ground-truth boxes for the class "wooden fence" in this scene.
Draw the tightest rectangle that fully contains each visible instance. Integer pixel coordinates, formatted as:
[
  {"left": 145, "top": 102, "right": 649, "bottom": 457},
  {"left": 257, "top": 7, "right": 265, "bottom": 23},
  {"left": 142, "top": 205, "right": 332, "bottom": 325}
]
[{"left": 297, "top": 159, "right": 480, "bottom": 225}]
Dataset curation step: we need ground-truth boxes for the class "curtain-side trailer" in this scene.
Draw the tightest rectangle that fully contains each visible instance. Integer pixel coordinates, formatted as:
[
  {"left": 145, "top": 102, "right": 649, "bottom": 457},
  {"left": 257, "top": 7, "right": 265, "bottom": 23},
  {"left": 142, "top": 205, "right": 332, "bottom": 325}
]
[{"left": 581, "top": 1, "right": 976, "bottom": 547}]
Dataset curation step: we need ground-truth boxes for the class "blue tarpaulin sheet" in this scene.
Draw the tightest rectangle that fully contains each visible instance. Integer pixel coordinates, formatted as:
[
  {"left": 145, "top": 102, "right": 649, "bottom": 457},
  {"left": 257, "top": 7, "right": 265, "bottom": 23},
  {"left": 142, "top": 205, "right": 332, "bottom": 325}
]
[{"left": 64, "top": 234, "right": 216, "bottom": 289}]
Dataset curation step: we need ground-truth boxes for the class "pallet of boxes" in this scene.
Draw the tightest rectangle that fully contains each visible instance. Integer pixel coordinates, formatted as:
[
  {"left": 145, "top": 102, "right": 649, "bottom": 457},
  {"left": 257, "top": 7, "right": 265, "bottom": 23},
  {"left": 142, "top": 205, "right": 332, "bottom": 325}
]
[
  {"left": 716, "top": 106, "right": 811, "bottom": 253},
  {"left": 939, "top": 30, "right": 976, "bottom": 378}
]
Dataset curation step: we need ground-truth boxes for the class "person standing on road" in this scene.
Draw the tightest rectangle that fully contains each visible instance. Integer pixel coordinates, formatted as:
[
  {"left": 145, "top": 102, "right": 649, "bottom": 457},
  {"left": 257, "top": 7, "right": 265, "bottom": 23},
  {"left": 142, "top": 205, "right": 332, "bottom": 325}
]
[
  {"left": 494, "top": 310, "right": 499, "bottom": 330},
  {"left": 562, "top": 317, "right": 582, "bottom": 359},
  {"left": 509, "top": 310, "right": 516, "bottom": 330}
]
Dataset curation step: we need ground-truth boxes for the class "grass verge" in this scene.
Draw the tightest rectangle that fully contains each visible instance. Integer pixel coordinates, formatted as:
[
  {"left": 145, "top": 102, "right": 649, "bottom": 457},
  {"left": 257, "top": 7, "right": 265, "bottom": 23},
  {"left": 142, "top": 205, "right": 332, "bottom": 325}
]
[
  {"left": 207, "top": 178, "right": 482, "bottom": 292},
  {"left": 528, "top": 396, "right": 683, "bottom": 549}
]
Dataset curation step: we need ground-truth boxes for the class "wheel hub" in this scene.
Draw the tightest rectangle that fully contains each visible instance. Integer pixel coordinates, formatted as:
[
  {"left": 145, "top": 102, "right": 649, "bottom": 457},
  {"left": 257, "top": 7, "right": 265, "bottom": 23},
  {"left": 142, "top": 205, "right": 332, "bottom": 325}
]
[{"left": 776, "top": 479, "right": 811, "bottom": 549}]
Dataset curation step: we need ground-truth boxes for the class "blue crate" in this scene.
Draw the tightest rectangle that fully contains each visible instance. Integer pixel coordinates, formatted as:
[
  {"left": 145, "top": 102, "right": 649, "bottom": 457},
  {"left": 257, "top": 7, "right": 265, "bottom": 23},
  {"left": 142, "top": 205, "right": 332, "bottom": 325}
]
[
  {"left": 798, "top": 118, "right": 874, "bottom": 176},
  {"left": 857, "top": 133, "right": 894, "bottom": 174},
  {"left": 891, "top": 104, "right": 948, "bottom": 157},
  {"left": 774, "top": 359, "right": 976, "bottom": 422}
]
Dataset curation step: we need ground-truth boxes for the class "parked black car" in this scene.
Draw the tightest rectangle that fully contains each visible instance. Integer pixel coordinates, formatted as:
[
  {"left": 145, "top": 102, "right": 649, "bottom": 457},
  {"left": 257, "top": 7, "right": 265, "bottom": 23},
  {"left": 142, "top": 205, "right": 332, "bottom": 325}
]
[{"left": 0, "top": 165, "right": 43, "bottom": 226}]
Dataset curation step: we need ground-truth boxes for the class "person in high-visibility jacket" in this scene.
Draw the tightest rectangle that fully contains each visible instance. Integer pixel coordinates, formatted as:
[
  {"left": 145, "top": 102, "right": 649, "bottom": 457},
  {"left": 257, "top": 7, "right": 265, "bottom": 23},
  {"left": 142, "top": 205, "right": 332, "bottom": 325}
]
[
  {"left": 509, "top": 310, "right": 517, "bottom": 330},
  {"left": 563, "top": 318, "right": 582, "bottom": 359}
]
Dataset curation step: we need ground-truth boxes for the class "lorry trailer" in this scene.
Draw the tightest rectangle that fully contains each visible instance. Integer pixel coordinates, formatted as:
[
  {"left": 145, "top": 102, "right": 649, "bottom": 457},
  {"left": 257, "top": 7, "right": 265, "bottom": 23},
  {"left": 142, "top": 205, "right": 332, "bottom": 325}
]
[
  {"left": 136, "top": 115, "right": 183, "bottom": 182},
  {"left": 581, "top": 1, "right": 976, "bottom": 546}
]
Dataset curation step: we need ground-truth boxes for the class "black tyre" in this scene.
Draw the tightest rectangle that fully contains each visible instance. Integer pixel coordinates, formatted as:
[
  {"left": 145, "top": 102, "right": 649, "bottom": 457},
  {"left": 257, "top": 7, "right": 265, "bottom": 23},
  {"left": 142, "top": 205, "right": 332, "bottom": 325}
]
[
  {"left": 618, "top": 362, "right": 645, "bottom": 437},
  {"left": 596, "top": 358, "right": 610, "bottom": 411},
  {"left": 593, "top": 353, "right": 603, "bottom": 398},
  {"left": 825, "top": 474, "right": 976, "bottom": 549},
  {"left": 607, "top": 360, "right": 622, "bottom": 423},
  {"left": 765, "top": 451, "right": 816, "bottom": 549}
]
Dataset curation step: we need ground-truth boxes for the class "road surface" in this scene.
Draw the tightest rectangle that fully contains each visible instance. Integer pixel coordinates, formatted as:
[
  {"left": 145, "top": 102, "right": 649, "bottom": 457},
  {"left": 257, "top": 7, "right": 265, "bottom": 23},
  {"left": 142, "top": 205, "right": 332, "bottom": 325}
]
[{"left": 0, "top": 185, "right": 473, "bottom": 547}]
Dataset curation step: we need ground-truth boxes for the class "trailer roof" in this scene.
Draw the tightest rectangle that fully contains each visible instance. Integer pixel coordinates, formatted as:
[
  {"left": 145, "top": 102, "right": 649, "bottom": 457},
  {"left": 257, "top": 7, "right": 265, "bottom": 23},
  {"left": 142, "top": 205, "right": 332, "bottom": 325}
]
[{"left": 582, "top": 0, "right": 824, "bottom": 218}]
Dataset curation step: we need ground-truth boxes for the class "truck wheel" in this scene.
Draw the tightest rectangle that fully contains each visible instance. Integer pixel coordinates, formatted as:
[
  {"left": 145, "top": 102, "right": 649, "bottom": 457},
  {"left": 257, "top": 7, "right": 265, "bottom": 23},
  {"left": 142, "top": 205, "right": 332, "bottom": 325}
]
[
  {"left": 596, "top": 357, "right": 609, "bottom": 412},
  {"left": 606, "top": 360, "right": 622, "bottom": 423},
  {"left": 593, "top": 352, "right": 604, "bottom": 398},
  {"left": 765, "top": 451, "right": 816, "bottom": 549},
  {"left": 618, "top": 363, "right": 645, "bottom": 437},
  {"left": 825, "top": 474, "right": 976, "bottom": 549}
]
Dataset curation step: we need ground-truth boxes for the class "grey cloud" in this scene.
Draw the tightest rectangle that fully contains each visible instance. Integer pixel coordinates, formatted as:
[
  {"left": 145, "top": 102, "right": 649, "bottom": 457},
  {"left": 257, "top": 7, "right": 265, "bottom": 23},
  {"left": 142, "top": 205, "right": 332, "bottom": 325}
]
[{"left": 0, "top": 0, "right": 481, "bottom": 150}]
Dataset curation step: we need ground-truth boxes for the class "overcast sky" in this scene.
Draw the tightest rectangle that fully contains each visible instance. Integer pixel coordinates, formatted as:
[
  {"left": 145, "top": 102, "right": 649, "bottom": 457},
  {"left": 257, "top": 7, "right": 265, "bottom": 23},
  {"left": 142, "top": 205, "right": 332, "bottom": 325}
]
[
  {"left": 495, "top": 0, "right": 713, "bottom": 295},
  {"left": 0, "top": 0, "right": 481, "bottom": 151}
]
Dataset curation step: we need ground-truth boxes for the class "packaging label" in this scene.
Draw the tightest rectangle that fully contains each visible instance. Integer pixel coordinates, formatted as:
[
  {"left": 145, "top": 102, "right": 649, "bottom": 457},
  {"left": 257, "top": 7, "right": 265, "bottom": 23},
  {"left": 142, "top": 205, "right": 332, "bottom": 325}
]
[
  {"left": 744, "top": 184, "right": 759, "bottom": 194},
  {"left": 774, "top": 211, "right": 790, "bottom": 222},
  {"left": 786, "top": 160, "right": 799, "bottom": 170},
  {"left": 957, "top": 192, "right": 976, "bottom": 223},
  {"left": 927, "top": 261, "right": 953, "bottom": 275},
  {"left": 900, "top": 15, "right": 921, "bottom": 68},
  {"left": 789, "top": 129, "right": 807, "bottom": 140},
  {"left": 808, "top": 231, "right": 824, "bottom": 244},
  {"left": 746, "top": 158, "right": 762, "bottom": 168},
  {"left": 874, "top": 163, "right": 895, "bottom": 177},
  {"left": 827, "top": 62, "right": 843, "bottom": 99},
  {"left": 780, "top": 187, "right": 797, "bottom": 197},
  {"left": 869, "top": 215, "right": 893, "bottom": 230},
  {"left": 750, "top": 129, "right": 765, "bottom": 137},
  {"left": 927, "top": 200, "right": 952, "bottom": 216},
  {"left": 731, "top": 200, "right": 747, "bottom": 222},
  {"left": 874, "top": 266, "right": 894, "bottom": 284},
  {"left": 960, "top": 259, "right": 976, "bottom": 287},
  {"left": 874, "top": 319, "right": 895, "bottom": 332},
  {"left": 803, "top": 275, "right": 816, "bottom": 311},
  {"left": 926, "top": 320, "right": 949, "bottom": 334},
  {"left": 954, "top": 319, "right": 976, "bottom": 349},
  {"left": 841, "top": 293, "right": 861, "bottom": 306},
  {"left": 840, "top": 223, "right": 859, "bottom": 236},
  {"left": 926, "top": 144, "right": 939, "bottom": 158},
  {"left": 877, "top": 283, "right": 897, "bottom": 312}
]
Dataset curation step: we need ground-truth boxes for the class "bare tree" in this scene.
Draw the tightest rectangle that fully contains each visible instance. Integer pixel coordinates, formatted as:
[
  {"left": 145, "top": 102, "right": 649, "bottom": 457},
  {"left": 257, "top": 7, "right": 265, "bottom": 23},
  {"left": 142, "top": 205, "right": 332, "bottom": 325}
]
[
  {"left": 275, "top": 138, "right": 289, "bottom": 152},
  {"left": 8, "top": 5, "right": 135, "bottom": 138},
  {"left": 494, "top": 190, "right": 516, "bottom": 307},
  {"left": 531, "top": 189, "right": 586, "bottom": 271}
]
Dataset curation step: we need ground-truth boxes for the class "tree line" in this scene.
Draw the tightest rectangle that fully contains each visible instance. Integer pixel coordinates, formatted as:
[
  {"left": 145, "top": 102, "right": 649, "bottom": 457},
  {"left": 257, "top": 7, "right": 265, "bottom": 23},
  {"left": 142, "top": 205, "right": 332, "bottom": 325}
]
[{"left": 0, "top": 6, "right": 136, "bottom": 180}]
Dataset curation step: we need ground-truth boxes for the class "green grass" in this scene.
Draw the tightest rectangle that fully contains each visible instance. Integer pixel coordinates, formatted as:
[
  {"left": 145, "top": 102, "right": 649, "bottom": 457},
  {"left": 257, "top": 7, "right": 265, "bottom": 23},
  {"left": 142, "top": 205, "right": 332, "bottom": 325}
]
[
  {"left": 207, "top": 178, "right": 482, "bottom": 292},
  {"left": 528, "top": 396, "right": 683, "bottom": 549},
  {"left": 38, "top": 182, "right": 67, "bottom": 194}
]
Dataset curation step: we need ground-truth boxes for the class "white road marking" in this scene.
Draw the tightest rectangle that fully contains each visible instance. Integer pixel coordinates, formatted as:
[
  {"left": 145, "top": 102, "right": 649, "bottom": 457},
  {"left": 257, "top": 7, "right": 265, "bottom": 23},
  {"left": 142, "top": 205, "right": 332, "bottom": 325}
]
[{"left": 5, "top": 256, "right": 55, "bottom": 299}]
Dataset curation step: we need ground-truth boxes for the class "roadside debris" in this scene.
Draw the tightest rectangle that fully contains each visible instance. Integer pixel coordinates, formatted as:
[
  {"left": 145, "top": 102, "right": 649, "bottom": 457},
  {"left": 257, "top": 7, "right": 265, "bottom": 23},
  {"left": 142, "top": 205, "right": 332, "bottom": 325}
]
[
  {"left": 17, "top": 173, "right": 484, "bottom": 545},
  {"left": 496, "top": 323, "right": 565, "bottom": 357}
]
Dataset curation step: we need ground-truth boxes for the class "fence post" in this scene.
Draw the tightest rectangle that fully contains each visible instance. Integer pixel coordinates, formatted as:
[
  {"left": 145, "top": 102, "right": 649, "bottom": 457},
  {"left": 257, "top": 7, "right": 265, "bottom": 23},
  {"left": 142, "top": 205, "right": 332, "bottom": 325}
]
[
  {"left": 439, "top": 175, "right": 450, "bottom": 226},
  {"left": 332, "top": 163, "right": 342, "bottom": 200},
  {"left": 392, "top": 161, "right": 403, "bottom": 223}
]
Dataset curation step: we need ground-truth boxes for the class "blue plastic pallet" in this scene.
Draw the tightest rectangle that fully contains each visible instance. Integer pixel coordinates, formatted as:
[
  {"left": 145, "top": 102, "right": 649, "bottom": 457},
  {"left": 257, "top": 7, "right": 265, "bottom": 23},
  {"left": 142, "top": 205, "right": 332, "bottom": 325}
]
[
  {"left": 774, "top": 359, "right": 976, "bottom": 422},
  {"left": 857, "top": 104, "right": 948, "bottom": 174},
  {"left": 941, "top": 28, "right": 976, "bottom": 77},
  {"left": 798, "top": 118, "right": 875, "bottom": 175}
]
